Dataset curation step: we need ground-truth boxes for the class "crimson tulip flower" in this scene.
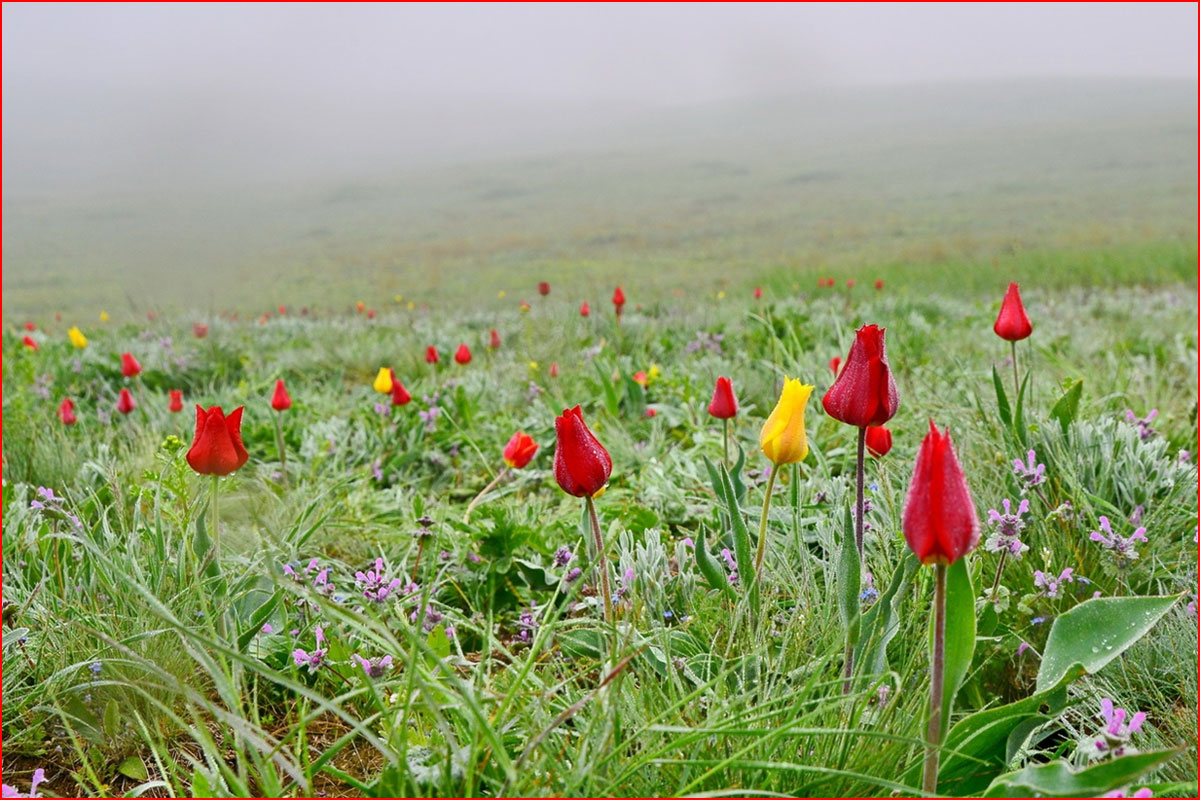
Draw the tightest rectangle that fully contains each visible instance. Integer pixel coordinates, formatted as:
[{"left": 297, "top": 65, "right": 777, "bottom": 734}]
[
  {"left": 538, "top": 281, "right": 551, "bottom": 296},
  {"left": 846, "top": 279, "right": 856, "bottom": 288},
  {"left": 186, "top": 406, "right": 249, "bottom": 476},
  {"left": 24, "top": 322, "right": 36, "bottom": 331},
  {"left": 489, "top": 329, "right": 501, "bottom": 349},
  {"left": 271, "top": 379, "right": 291, "bottom": 411},
  {"left": 865, "top": 425, "right": 892, "bottom": 458},
  {"left": 830, "top": 356, "right": 841, "bottom": 376},
  {"left": 117, "top": 388, "right": 137, "bottom": 415},
  {"left": 993, "top": 282, "right": 1032, "bottom": 342},
  {"left": 121, "top": 353, "right": 142, "bottom": 378},
  {"left": 822, "top": 325, "right": 898, "bottom": 429},
  {"left": 389, "top": 370, "right": 412, "bottom": 406},
  {"left": 554, "top": 406, "right": 612, "bottom": 498},
  {"left": 455, "top": 344, "right": 472, "bottom": 365},
  {"left": 612, "top": 286, "right": 626, "bottom": 317},
  {"left": 707, "top": 376, "right": 738, "bottom": 419},
  {"left": 549, "top": 362, "right": 559, "bottom": 378},
  {"left": 22, "top": 336, "right": 38, "bottom": 350},
  {"left": 874, "top": 279, "right": 884, "bottom": 290},
  {"left": 59, "top": 398, "right": 77, "bottom": 425},
  {"left": 503, "top": 431, "right": 539, "bottom": 469},
  {"left": 169, "top": 389, "right": 184, "bottom": 413},
  {"left": 580, "top": 301, "right": 590, "bottom": 317},
  {"left": 194, "top": 323, "right": 209, "bottom": 338},
  {"left": 754, "top": 286, "right": 762, "bottom": 300},
  {"left": 425, "top": 346, "right": 439, "bottom": 364}
]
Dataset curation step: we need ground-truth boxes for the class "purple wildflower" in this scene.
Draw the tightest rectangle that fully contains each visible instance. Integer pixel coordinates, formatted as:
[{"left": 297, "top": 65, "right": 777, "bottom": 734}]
[
  {"left": 985, "top": 498, "right": 1031, "bottom": 558},
  {"left": 1089, "top": 516, "right": 1148, "bottom": 566},
  {"left": 563, "top": 567, "right": 582, "bottom": 583},
  {"left": 1124, "top": 409, "right": 1158, "bottom": 440},
  {"left": 410, "top": 604, "right": 444, "bottom": 632},
  {"left": 553, "top": 545, "right": 574, "bottom": 568},
  {"left": 1095, "top": 698, "right": 1146, "bottom": 757},
  {"left": 1033, "top": 568, "right": 1074, "bottom": 599},
  {"left": 719, "top": 547, "right": 739, "bottom": 584},
  {"left": 355, "top": 558, "right": 404, "bottom": 603},
  {"left": 2, "top": 769, "right": 46, "bottom": 798},
  {"left": 351, "top": 654, "right": 395, "bottom": 678},
  {"left": 1012, "top": 449, "right": 1046, "bottom": 491},
  {"left": 517, "top": 603, "right": 538, "bottom": 643}
]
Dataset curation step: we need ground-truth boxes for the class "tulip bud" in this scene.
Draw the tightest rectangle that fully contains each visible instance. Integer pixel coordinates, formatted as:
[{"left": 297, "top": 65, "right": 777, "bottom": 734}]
[
  {"left": 117, "top": 388, "right": 137, "bottom": 415},
  {"left": 24, "top": 322, "right": 35, "bottom": 331},
  {"left": 389, "top": 369, "right": 411, "bottom": 406},
  {"left": 278, "top": 305, "right": 286, "bottom": 315},
  {"left": 902, "top": 421, "right": 979, "bottom": 565},
  {"left": 822, "top": 324, "right": 899, "bottom": 428},
  {"left": 632, "top": 370, "right": 648, "bottom": 386},
  {"left": 580, "top": 301, "right": 590, "bottom": 317},
  {"left": 489, "top": 329, "right": 501, "bottom": 349},
  {"left": 169, "top": 389, "right": 184, "bottom": 413},
  {"left": 549, "top": 362, "right": 559, "bottom": 378},
  {"left": 553, "top": 406, "right": 612, "bottom": 497},
  {"left": 193, "top": 323, "right": 209, "bottom": 338},
  {"left": 707, "top": 376, "right": 738, "bottom": 419},
  {"left": 455, "top": 344, "right": 472, "bottom": 365},
  {"left": 373, "top": 368, "right": 393, "bottom": 394},
  {"left": 754, "top": 286, "right": 763, "bottom": 300},
  {"left": 538, "top": 281, "right": 551, "bottom": 296},
  {"left": 830, "top": 356, "right": 841, "bottom": 376},
  {"left": 271, "top": 379, "right": 291, "bottom": 411},
  {"left": 612, "top": 286, "right": 626, "bottom": 315},
  {"left": 186, "top": 405, "right": 249, "bottom": 476},
  {"left": 356, "top": 301, "right": 365, "bottom": 313},
  {"left": 22, "top": 336, "right": 38, "bottom": 350},
  {"left": 760, "top": 378, "right": 814, "bottom": 465},
  {"left": 865, "top": 425, "right": 892, "bottom": 458},
  {"left": 425, "top": 346, "right": 440, "bottom": 364},
  {"left": 993, "top": 282, "right": 1032, "bottom": 341},
  {"left": 874, "top": 279, "right": 884, "bottom": 290},
  {"left": 68, "top": 327, "right": 88, "bottom": 349},
  {"left": 121, "top": 353, "right": 142, "bottom": 378},
  {"left": 503, "top": 431, "right": 539, "bottom": 469},
  {"left": 846, "top": 279, "right": 856, "bottom": 288},
  {"left": 59, "top": 397, "right": 77, "bottom": 425}
]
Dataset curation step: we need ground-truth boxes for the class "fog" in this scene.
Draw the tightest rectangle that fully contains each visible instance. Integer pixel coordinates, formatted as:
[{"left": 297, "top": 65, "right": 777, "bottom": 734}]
[{"left": 3, "top": 3, "right": 1196, "bottom": 195}]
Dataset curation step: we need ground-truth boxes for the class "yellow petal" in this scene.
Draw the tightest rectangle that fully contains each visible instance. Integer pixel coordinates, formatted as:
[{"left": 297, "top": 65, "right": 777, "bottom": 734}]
[
  {"left": 373, "top": 367, "right": 393, "bottom": 393},
  {"left": 759, "top": 378, "right": 813, "bottom": 465}
]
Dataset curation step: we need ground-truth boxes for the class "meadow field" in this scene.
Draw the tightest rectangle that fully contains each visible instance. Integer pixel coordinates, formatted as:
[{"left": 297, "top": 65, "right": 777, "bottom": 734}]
[{"left": 2, "top": 79, "right": 1197, "bottom": 797}]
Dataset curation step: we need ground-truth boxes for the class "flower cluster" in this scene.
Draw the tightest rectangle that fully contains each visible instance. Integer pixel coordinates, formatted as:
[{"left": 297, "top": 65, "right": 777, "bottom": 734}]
[
  {"left": 1012, "top": 449, "right": 1046, "bottom": 491},
  {"left": 292, "top": 626, "right": 327, "bottom": 671},
  {"left": 1033, "top": 567, "right": 1074, "bottom": 599},
  {"left": 1089, "top": 516, "right": 1149, "bottom": 568},
  {"left": 1094, "top": 698, "right": 1146, "bottom": 758},
  {"left": 354, "top": 558, "right": 409, "bottom": 604},
  {"left": 984, "top": 498, "right": 1030, "bottom": 558},
  {"left": 1124, "top": 409, "right": 1158, "bottom": 440}
]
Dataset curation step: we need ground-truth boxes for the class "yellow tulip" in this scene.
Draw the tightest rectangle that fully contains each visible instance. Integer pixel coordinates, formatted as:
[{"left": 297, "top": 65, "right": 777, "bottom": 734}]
[
  {"left": 68, "top": 326, "right": 88, "bottom": 348},
  {"left": 759, "top": 378, "right": 814, "bottom": 465},
  {"left": 373, "top": 367, "right": 393, "bottom": 394},
  {"left": 99, "top": 311, "right": 110, "bottom": 322},
  {"left": 497, "top": 290, "right": 507, "bottom": 298},
  {"left": 394, "top": 294, "right": 403, "bottom": 303},
  {"left": 407, "top": 301, "right": 415, "bottom": 311}
]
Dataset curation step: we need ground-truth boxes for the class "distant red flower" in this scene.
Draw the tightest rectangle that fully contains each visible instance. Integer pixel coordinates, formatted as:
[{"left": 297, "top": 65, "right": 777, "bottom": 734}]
[
  {"left": 830, "top": 356, "right": 841, "bottom": 376},
  {"left": 580, "top": 301, "right": 590, "bottom": 317},
  {"left": 538, "top": 281, "right": 551, "bottom": 296},
  {"left": 822, "top": 324, "right": 899, "bottom": 428},
  {"left": 389, "top": 369, "right": 412, "bottom": 406},
  {"left": 169, "top": 389, "right": 184, "bottom": 413},
  {"left": 902, "top": 421, "right": 979, "bottom": 565},
  {"left": 425, "top": 346, "right": 439, "bottom": 364},
  {"left": 612, "top": 286, "right": 626, "bottom": 315},
  {"left": 632, "top": 370, "right": 648, "bottom": 386},
  {"left": 489, "top": 329, "right": 501, "bottom": 349},
  {"left": 121, "top": 353, "right": 142, "bottom": 378},
  {"left": 186, "top": 405, "right": 249, "bottom": 476},
  {"left": 22, "top": 336, "right": 38, "bottom": 350},
  {"left": 193, "top": 323, "right": 209, "bottom": 338},
  {"left": 59, "top": 397, "right": 77, "bottom": 425},
  {"left": 117, "top": 388, "right": 137, "bottom": 415},
  {"left": 549, "top": 362, "right": 559, "bottom": 378},
  {"left": 24, "top": 322, "right": 35, "bottom": 331},
  {"left": 754, "top": 286, "right": 763, "bottom": 300},
  {"left": 707, "top": 376, "right": 738, "bottom": 419},
  {"left": 271, "top": 379, "right": 291, "bottom": 411},
  {"left": 993, "top": 282, "right": 1033, "bottom": 341},
  {"left": 644, "top": 408, "right": 657, "bottom": 418},
  {"left": 553, "top": 406, "right": 612, "bottom": 498},
  {"left": 846, "top": 279, "right": 855, "bottom": 288},
  {"left": 874, "top": 279, "right": 884, "bottom": 290},
  {"left": 865, "top": 425, "right": 892, "bottom": 457},
  {"left": 278, "top": 305, "right": 286, "bottom": 315},
  {"left": 503, "top": 431, "right": 539, "bottom": 469},
  {"left": 356, "top": 301, "right": 365, "bottom": 313},
  {"left": 455, "top": 344, "right": 472, "bottom": 365},
  {"left": 367, "top": 309, "right": 376, "bottom": 319}
]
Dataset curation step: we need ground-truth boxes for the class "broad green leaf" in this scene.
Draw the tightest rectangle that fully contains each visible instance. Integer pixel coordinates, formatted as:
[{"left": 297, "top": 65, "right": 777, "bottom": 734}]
[
  {"left": 694, "top": 525, "right": 736, "bottom": 599},
  {"left": 1049, "top": 379, "right": 1083, "bottom": 433},
  {"left": 984, "top": 749, "right": 1180, "bottom": 798},
  {"left": 1037, "top": 594, "right": 1180, "bottom": 691},
  {"left": 426, "top": 624, "right": 451, "bottom": 660},
  {"left": 117, "top": 755, "right": 148, "bottom": 782},
  {"left": 717, "top": 464, "right": 753, "bottom": 596},
  {"left": 854, "top": 552, "right": 918, "bottom": 680},
  {"left": 992, "top": 366, "right": 1012, "bottom": 427},
  {"left": 236, "top": 590, "right": 281, "bottom": 653},
  {"left": 836, "top": 506, "right": 860, "bottom": 644},
  {"left": 940, "top": 558, "right": 975, "bottom": 738},
  {"left": 103, "top": 698, "right": 121, "bottom": 739}
]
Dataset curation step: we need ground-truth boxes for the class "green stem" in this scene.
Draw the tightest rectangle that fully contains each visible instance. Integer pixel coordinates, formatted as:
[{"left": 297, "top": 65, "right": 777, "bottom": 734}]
[
  {"left": 855, "top": 426, "right": 866, "bottom": 557},
  {"left": 753, "top": 467, "right": 779, "bottom": 578},
  {"left": 274, "top": 412, "right": 288, "bottom": 487},
  {"left": 989, "top": 549, "right": 1009, "bottom": 604},
  {"left": 1010, "top": 340, "right": 1020, "bottom": 402},
  {"left": 923, "top": 563, "right": 948, "bottom": 795},
  {"left": 211, "top": 474, "right": 220, "bottom": 565},
  {"left": 586, "top": 496, "right": 614, "bottom": 628},
  {"left": 464, "top": 467, "right": 509, "bottom": 523},
  {"left": 722, "top": 417, "right": 730, "bottom": 469}
]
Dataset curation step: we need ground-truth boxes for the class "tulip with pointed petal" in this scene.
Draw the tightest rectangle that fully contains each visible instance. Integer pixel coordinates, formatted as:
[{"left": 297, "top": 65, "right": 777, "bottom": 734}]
[
  {"left": 169, "top": 390, "right": 184, "bottom": 413},
  {"left": 59, "top": 398, "right": 77, "bottom": 425},
  {"left": 455, "top": 344, "right": 472, "bottom": 365},
  {"left": 554, "top": 405, "right": 614, "bottom": 625}
]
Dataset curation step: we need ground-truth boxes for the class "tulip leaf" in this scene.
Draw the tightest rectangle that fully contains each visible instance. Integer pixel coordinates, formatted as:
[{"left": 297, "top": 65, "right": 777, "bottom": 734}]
[
  {"left": 717, "top": 463, "right": 754, "bottom": 594},
  {"left": 836, "top": 506, "right": 860, "bottom": 644},
  {"left": 939, "top": 558, "right": 975, "bottom": 738},
  {"left": 118, "top": 755, "right": 149, "bottom": 782},
  {"left": 1036, "top": 594, "right": 1180, "bottom": 692},
  {"left": 991, "top": 366, "right": 1012, "bottom": 427},
  {"left": 982, "top": 748, "right": 1180, "bottom": 798},
  {"left": 1049, "top": 378, "right": 1084, "bottom": 434},
  {"left": 854, "top": 552, "right": 918, "bottom": 681},
  {"left": 191, "top": 506, "right": 221, "bottom": 580},
  {"left": 236, "top": 590, "right": 281, "bottom": 653},
  {"left": 694, "top": 525, "right": 736, "bottom": 600},
  {"left": 103, "top": 698, "right": 121, "bottom": 739}
]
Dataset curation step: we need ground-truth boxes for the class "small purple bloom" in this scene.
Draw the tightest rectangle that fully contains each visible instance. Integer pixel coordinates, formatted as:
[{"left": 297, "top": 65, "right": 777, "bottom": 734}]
[
  {"left": 553, "top": 545, "right": 574, "bottom": 568},
  {"left": 1089, "top": 516, "right": 1148, "bottom": 566},
  {"left": 352, "top": 654, "right": 395, "bottom": 678},
  {"left": 1012, "top": 449, "right": 1046, "bottom": 490}
]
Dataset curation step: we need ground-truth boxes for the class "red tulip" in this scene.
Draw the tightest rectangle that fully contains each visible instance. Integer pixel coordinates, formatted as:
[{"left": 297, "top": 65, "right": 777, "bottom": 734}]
[
  {"left": 553, "top": 405, "right": 612, "bottom": 498},
  {"left": 538, "top": 281, "right": 551, "bottom": 296},
  {"left": 519, "top": 301, "right": 531, "bottom": 312},
  {"left": 822, "top": 324, "right": 899, "bottom": 428},
  {"left": 278, "top": 305, "right": 287, "bottom": 315},
  {"left": 367, "top": 309, "right": 376, "bottom": 319},
  {"left": 580, "top": 301, "right": 590, "bottom": 317},
  {"left": 271, "top": 379, "right": 291, "bottom": 411},
  {"left": 644, "top": 407, "right": 657, "bottom": 418},
  {"left": 902, "top": 421, "right": 979, "bottom": 565},
  {"left": 121, "top": 352, "right": 142, "bottom": 378},
  {"left": 830, "top": 356, "right": 841, "bottom": 376},
  {"left": 632, "top": 370, "right": 648, "bottom": 386},
  {"left": 168, "top": 389, "right": 184, "bottom": 413},
  {"left": 489, "top": 329, "right": 501, "bottom": 349},
  {"left": 193, "top": 323, "right": 209, "bottom": 338},
  {"left": 117, "top": 388, "right": 137, "bottom": 415},
  {"left": 993, "top": 282, "right": 1032, "bottom": 341},
  {"left": 612, "top": 286, "right": 626, "bottom": 314},
  {"left": 754, "top": 286, "right": 763, "bottom": 300},
  {"left": 389, "top": 369, "right": 411, "bottom": 406},
  {"left": 356, "top": 301, "right": 365, "bottom": 313},
  {"left": 425, "top": 346, "right": 439, "bottom": 364},
  {"left": 59, "top": 397, "right": 77, "bottom": 425},
  {"left": 22, "top": 336, "right": 38, "bottom": 350},
  {"left": 865, "top": 425, "right": 892, "bottom": 458},
  {"left": 707, "top": 376, "right": 738, "bottom": 419},
  {"left": 24, "top": 322, "right": 35, "bottom": 331},
  {"left": 186, "top": 405, "right": 249, "bottom": 476},
  {"left": 846, "top": 279, "right": 855, "bottom": 288},
  {"left": 549, "top": 362, "right": 559, "bottom": 378},
  {"left": 874, "top": 279, "right": 884, "bottom": 290},
  {"left": 455, "top": 344, "right": 472, "bottom": 365},
  {"left": 502, "top": 431, "right": 539, "bottom": 469}
]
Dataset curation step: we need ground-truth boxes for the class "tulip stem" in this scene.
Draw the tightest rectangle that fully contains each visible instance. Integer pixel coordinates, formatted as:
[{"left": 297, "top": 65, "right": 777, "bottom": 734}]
[
  {"left": 586, "top": 496, "right": 614, "bottom": 627},
  {"left": 722, "top": 418, "right": 730, "bottom": 469},
  {"left": 274, "top": 413, "right": 288, "bottom": 487},
  {"left": 923, "top": 563, "right": 948, "bottom": 795},
  {"left": 1010, "top": 340, "right": 1020, "bottom": 402},
  {"left": 753, "top": 467, "right": 779, "bottom": 579},
  {"left": 989, "top": 549, "right": 1009, "bottom": 605},
  {"left": 210, "top": 474, "right": 220, "bottom": 568},
  {"left": 464, "top": 467, "right": 509, "bottom": 523},
  {"left": 855, "top": 426, "right": 866, "bottom": 557}
]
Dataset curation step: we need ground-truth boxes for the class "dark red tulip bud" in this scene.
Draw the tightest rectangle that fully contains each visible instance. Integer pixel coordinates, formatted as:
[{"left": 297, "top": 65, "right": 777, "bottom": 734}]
[
  {"left": 186, "top": 405, "right": 249, "bottom": 476},
  {"left": 117, "top": 388, "right": 137, "bottom": 415},
  {"left": 59, "top": 397, "right": 77, "bottom": 425},
  {"left": 707, "top": 376, "right": 738, "bottom": 419},
  {"left": 830, "top": 356, "right": 841, "bottom": 376},
  {"left": 553, "top": 405, "right": 612, "bottom": 498},
  {"left": 503, "top": 431, "right": 539, "bottom": 469},
  {"left": 24, "top": 322, "right": 36, "bottom": 331},
  {"left": 169, "top": 389, "right": 184, "bottom": 413},
  {"left": 580, "top": 301, "right": 590, "bottom": 317},
  {"left": 538, "top": 281, "right": 551, "bottom": 296},
  {"left": 455, "top": 344, "right": 472, "bottom": 365},
  {"left": 425, "top": 346, "right": 439, "bottom": 364},
  {"left": 193, "top": 323, "right": 209, "bottom": 338},
  {"left": 489, "top": 329, "right": 501, "bottom": 349},
  {"left": 875, "top": 279, "right": 884, "bottom": 290},
  {"left": 993, "top": 282, "right": 1032, "bottom": 341},
  {"left": 549, "top": 362, "right": 559, "bottom": 378},
  {"left": 822, "top": 324, "right": 899, "bottom": 428},
  {"left": 902, "top": 421, "right": 979, "bottom": 565},
  {"left": 22, "top": 336, "right": 38, "bottom": 350},
  {"left": 754, "top": 286, "right": 763, "bottom": 300},
  {"left": 121, "top": 352, "right": 142, "bottom": 378},
  {"left": 271, "top": 379, "right": 291, "bottom": 411},
  {"left": 865, "top": 425, "right": 892, "bottom": 458},
  {"left": 612, "top": 286, "right": 626, "bottom": 315},
  {"left": 389, "top": 369, "right": 412, "bottom": 406}
]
